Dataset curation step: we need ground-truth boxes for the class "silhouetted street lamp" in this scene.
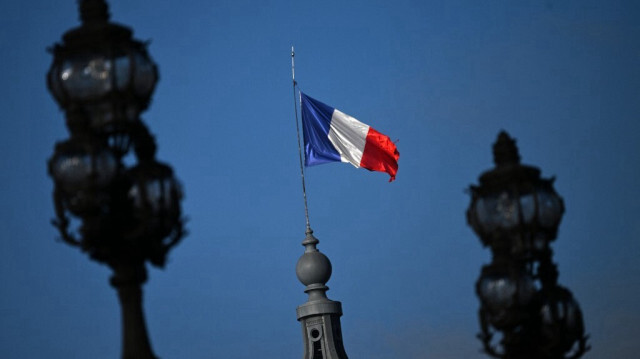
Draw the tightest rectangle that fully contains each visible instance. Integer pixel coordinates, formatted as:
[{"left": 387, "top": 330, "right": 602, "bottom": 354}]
[
  {"left": 47, "top": 1, "right": 184, "bottom": 358},
  {"left": 467, "top": 131, "right": 589, "bottom": 359}
]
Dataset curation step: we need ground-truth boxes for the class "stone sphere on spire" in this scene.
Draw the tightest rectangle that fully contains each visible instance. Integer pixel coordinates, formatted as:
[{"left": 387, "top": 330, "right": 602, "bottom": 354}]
[{"left": 296, "top": 250, "right": 332, "bottom": 287}]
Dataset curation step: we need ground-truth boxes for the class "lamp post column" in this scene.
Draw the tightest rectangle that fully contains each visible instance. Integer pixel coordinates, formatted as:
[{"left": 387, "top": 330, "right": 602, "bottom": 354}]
[{"left": 110, "top": 261, "right": 156, "bottom": 359}]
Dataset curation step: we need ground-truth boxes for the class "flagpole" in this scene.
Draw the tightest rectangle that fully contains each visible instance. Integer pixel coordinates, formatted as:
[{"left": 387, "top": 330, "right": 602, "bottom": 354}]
[{"left": 291, "top": 46, "right": 311, "bottom": 232}]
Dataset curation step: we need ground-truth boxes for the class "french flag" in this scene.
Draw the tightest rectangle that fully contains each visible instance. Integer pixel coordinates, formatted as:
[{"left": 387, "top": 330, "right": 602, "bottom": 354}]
[{"left": 300, "top": 92, "right": 399, "bottom": 182}]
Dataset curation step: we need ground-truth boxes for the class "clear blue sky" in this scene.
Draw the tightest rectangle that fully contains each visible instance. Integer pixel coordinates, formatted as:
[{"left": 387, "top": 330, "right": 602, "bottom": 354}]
[{"left": 1, "top": 0, "right": 639, "bottom": 357}]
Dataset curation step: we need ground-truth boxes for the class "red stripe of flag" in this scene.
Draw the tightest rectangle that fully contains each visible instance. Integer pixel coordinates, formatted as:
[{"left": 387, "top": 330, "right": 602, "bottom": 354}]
[{"left": 359, "top": 127, "right": 400, "bottom": 182}]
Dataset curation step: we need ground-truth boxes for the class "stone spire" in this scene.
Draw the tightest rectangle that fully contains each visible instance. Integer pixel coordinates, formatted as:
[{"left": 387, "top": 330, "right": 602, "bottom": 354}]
[{"left": 296, "top": 228, "right": 348, "bottom": 359}]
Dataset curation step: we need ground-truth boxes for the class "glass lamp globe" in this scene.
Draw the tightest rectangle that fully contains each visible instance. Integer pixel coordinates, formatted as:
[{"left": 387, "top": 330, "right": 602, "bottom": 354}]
[
  {"left": 127, "top": 160, "right": 182, "bottom": 266},
  {"left": 49, "top": 137, "right": 118, "bottom": 216},
  {"left": 539, "top": 286, "right": 586, "bottom": 354},
  {"left": 476, "top": 264, "right": 537, "bottom": 330},
  {"left": 467, "top": 132, "right": 565, "bottom": 257},
  {"left": 47, "top": 0, "right": 157, "bottom": 135}
]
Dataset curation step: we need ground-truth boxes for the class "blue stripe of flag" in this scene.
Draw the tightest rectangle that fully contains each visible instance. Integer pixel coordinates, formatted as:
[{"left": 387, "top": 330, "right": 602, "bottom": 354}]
[{"left": 300, "top": 92, "right": 342, "bottom": 166}]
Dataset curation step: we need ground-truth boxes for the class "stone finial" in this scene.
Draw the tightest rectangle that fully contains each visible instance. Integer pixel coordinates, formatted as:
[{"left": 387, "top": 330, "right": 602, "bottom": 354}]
[
  {"left": 295, "top": 228, "right": 348, "bottom": 358},
  {"left": 296, "top": 228, "right": 332, "bottom": 302}
]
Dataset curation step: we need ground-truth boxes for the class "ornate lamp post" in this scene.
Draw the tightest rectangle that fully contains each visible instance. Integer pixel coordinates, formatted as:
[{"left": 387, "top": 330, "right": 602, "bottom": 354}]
[
  {"left": 46, "top": 1, "right": 184, "bottom": 358},
  {"left": 466, "top": 131, "right": 589, "bottom": 359}
]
